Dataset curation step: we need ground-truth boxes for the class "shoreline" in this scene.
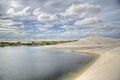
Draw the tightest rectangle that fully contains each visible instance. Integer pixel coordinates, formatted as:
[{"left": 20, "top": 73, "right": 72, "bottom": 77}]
[
  {"left": 41, "top": 47, "right": 100, "bottom": 80},
  {"left": 42, "top": 47, "right": 100, "bottom": 80},
  {"left": 57, "top": 50, "right": 99, "bottom": 80},
  {"left": 42, "top": 37, "right": 120, "bottom": 80}
]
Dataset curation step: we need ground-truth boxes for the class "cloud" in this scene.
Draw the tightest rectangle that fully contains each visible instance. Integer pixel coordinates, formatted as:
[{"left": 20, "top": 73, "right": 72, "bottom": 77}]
[
  {"left": 60, "top": 29, "right": 85, "bottom": 39},
  {"left": 35, "top": 22, "right": 54, "bottom": 28},
  {"left": 0, "top": 19, "right": 29, "bottom": 41},
  {"left": 0, "top": 19, "right": 24, "bottom": 28},
  {"left": 35, "top": 24, "right": 48, "bottom": 31},
  {"left": 33, "top": 8, "right": 41, "bottom": 16},
  {"left": 22, "top": 7, "right": 33, "bottom": 16},
  {"left": 6, "top": 3, "right": 101, "bottom": 22},
  {"left": 37, "top": 13, "right": 50, "bottom": 21},
  {"left": 49, "top": 14, "right": 58, "bottom": 21},
  {"left": 94, "top": 26, "right": 120, "bottom": 33},
  {"left": 59, "top": 25, "right": 120, "bottom": 39},
  {"left": 6, "top": 6, "right": 33, "bottom": 16},
  {"left": 11, "top": 22, "right": 24, "bottom": 28},
  {"left": 6, "top": 8, "right": 15, "bottom": 15},
  {"left": 84, "top": 26, "right": 120, "bottom": 38},
  {"left": 65, "top": 3, "right": 101, "bottom": 16},
  {"left": 0, "top": 27, "right": 16, "bottom": 32},
  {"left": 37, "top": 27, "right": 48, "bottom": 32},
  {"left": 74, "top": 17, "right": 102, "bottom": 26},
  {"left": 37, "top": 13, "right": 58, "bottom": 21},
  {"left": 0, "top": 29, "right": 29, "bottom": 41},
  {"left": 9, "top": 0, "right": 22, "bottom": 8},
  {"left": 1, "top": 0, "right": 120, "bottom": 40}
]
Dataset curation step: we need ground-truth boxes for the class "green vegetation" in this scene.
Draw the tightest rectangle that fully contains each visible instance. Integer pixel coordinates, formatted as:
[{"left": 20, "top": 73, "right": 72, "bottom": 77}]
[{"left": 0, "top": 40, "right": 77, "bottom": 47}]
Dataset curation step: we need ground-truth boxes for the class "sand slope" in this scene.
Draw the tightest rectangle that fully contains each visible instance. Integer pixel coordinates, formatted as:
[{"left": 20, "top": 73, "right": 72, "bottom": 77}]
[
  {"left": 43, "top": 37, "right": 120, "bottom": 80},
  {"left": 75, "top": 47, "right": 120, "bottom": 80}
]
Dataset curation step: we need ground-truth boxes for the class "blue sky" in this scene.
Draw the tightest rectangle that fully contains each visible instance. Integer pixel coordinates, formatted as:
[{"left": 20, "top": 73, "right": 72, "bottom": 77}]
[{"left": 0, "top": 0, "right": 120, "bottom": 41}]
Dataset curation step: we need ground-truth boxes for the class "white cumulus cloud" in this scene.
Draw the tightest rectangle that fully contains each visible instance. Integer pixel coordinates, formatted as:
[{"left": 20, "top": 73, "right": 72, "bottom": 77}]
[
  {"left": 74, "top": 17, "right": 102, "bottom": 26},
  {"left": 33, "top": 8, "right": 41, "bottom": 16},
  {"left": 22, "top": 7, "right": 33, "bottom": 16},
  {"left": 37, "top": 13, "right": 50, "bottom": 21},
  {"left": 6, "top": 6, "right": 33, "bottom": 16},
  {"left": 49, "top": 14, "right": 58, "bottom": 21},
  {"left": 6, "top": 8, "right": 15, "bottom": 15},
  {"left": 33, "top": 8, "right": 58, "bottom": 21},
  {"left": 37, "top": 13, "right": 58, "bottom": 21},
  {"left": 65, "top": 3, "right": 101, "bottom": 16}
]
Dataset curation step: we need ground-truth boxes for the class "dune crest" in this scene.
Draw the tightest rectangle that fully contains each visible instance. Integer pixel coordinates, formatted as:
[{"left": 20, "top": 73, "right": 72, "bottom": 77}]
[{"left": 44, "top": 36, "right": 120, "bottom": 48}]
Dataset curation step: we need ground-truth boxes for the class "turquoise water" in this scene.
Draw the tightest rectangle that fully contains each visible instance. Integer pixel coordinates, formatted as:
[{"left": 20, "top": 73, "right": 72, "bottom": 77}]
[{"left": 0, "top": 46, "right": 93, "bottom": 80}]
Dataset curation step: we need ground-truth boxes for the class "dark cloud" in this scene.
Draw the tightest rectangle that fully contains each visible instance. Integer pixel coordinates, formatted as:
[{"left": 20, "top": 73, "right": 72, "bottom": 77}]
[{"left": 117, "top": 0, "right": 120, "bottom": 3}]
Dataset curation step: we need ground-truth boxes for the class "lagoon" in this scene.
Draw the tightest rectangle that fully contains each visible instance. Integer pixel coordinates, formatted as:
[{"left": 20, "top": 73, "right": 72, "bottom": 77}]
[{"left": 0, "top": 46, "right": 93, "bottom": 80}]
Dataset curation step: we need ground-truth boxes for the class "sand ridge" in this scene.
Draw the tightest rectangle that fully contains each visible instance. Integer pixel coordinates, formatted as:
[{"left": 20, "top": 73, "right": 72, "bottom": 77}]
[{"left": 43, "top": 37, "right": 120, "bottom": 80}]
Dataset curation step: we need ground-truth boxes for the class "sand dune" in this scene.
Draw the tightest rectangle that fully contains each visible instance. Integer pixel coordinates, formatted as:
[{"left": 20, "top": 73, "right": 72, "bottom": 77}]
[
  {"left": 44, "top": 36, "right": 120, "bottom": 48},
  {"left": 43, "top": 36, "right": 120, "bottom": 80},
  {"left": 75, "top": 47, "right": 120, "bottom": 80}
]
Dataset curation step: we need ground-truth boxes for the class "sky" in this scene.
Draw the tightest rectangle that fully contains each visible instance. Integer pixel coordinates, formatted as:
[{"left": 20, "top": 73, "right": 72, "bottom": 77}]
[{"left": 0, "top": 0, "right": 120, "bottom": 41}]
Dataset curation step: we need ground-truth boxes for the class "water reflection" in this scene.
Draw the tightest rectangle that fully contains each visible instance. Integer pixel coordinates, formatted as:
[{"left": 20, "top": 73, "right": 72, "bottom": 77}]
[{"left": 0, "top": 46, "right": 93, "bottom": 80}]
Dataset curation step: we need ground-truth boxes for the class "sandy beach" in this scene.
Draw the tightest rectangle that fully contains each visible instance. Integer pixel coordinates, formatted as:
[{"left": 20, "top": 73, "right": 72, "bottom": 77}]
[{"left": 43, "top": 37, "right": 120, "bottom": 80}]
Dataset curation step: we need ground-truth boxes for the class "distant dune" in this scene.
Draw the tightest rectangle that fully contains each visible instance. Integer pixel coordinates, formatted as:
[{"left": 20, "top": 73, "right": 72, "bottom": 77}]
[
  {"left": 43, "top": 36, "right": 120, "bottom": 80},
  {"left": 43, "top": 36, "right": 120, "bottom": 48}
]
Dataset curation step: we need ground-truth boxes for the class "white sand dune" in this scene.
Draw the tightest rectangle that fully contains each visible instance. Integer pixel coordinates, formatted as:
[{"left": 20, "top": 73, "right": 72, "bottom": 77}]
[
  {"left": 44, "top": 36, "right": 120, "bottom": 48},
  {"left": 43, "top": 36, "right": 120, "bottom": 80},
  {"left": 75, "top": 47, "right": 120, "bottom": 80}
]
